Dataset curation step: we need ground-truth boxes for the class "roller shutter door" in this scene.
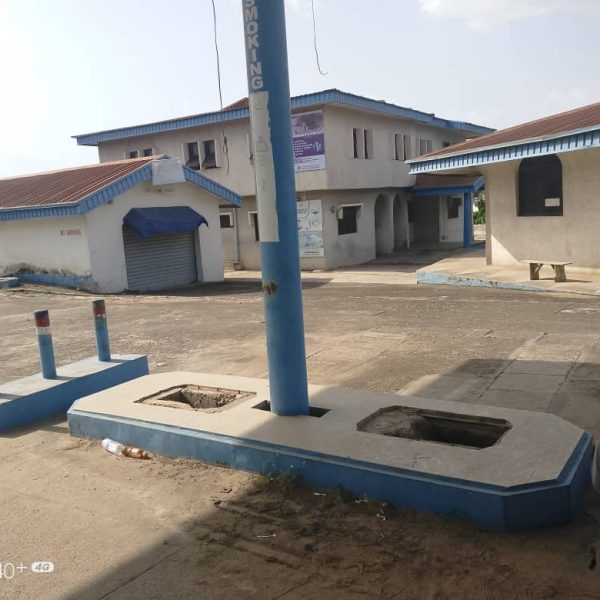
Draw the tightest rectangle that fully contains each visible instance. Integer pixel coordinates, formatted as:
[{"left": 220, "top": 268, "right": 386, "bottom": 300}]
[{"left": 123, "top": 225, "right": 198, "bottom": 291}]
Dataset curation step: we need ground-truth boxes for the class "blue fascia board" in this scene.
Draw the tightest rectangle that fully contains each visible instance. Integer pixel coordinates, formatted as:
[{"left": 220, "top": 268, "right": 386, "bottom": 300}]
[
  {"left": 0, "top": 160, "right": 242, "bottom": 222},
  {"left": 183, "top": 166, "right": 241, "bottom": 207},
  {"left": 409, "top": 129, "right": 600, "bottom": 174},
  {"left": 73, "top": 89, "right": 494, "bottom": 146},
  {"left": 412, "top": 176, "right": 485, "bottom": 197}
]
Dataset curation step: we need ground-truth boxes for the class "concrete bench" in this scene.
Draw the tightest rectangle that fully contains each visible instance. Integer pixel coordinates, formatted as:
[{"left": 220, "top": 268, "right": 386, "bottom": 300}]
[{"left": 522, "top": 260, "right": 572, "bottom": 283}]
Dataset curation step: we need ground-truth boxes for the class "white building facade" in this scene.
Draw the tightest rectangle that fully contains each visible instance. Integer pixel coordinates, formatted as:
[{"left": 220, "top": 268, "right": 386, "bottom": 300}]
[
  {"left": 0, "top": 157, "right": 242, "bottom": 292},
  {"left": 75, "top": 90, "right": 492, "bottom": 270}
]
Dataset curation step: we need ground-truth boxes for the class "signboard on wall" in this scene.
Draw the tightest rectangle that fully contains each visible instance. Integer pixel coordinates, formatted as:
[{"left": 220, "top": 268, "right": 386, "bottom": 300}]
[
  {"left": 292, "top": 111, "right": 326, "bottom": 172},
  {"left": 297, "top": 199, "right": 324, "bottom": 257}
]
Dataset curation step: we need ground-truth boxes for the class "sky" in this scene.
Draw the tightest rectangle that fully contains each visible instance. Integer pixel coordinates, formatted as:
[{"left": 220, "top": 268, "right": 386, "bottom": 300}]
[{"left": 1, "top": 0, "right": 600, "bottom": 178}]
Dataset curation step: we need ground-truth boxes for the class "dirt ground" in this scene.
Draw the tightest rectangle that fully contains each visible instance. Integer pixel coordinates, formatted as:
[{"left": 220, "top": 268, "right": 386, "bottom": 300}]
[{"left": 1, "top": 279, "right": 600, "bottom": 599}]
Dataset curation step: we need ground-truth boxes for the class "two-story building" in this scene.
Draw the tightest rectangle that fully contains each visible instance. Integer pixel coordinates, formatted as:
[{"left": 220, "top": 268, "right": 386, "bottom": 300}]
[{"left": 74, "top": 89, "right": 493, "bottom": 270}]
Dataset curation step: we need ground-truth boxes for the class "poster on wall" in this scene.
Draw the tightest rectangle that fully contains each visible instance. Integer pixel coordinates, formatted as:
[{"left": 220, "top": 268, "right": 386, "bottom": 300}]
[
  {"left": 297, "top": 199, "right": 324, "bottom": 257},
  {"left": 292, "top": 111, "right": 326, "bottom": 172}
]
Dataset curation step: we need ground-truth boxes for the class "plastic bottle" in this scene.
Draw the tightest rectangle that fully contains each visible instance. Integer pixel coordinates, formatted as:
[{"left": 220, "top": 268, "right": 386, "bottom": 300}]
[
  {"left": 102, "top": 438, "right": 124, "bottom": 456},
  {"left": 122, "top": 446, "right": 150, "bottom": 459}
]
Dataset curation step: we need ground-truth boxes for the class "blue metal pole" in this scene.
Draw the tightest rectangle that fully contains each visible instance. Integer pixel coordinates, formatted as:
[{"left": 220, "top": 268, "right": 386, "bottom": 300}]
[
  {"left": 34, "top": 310, "right": 57, "bottom": 379},
  {"left": 92, "top": 300, "right": 111, "bottom": 362},
  {"left": 242, "top": 0, "right": 309, "bottom": 415},
  {"left": 463, "top": 192, "right": 473, "bottom": 248}
]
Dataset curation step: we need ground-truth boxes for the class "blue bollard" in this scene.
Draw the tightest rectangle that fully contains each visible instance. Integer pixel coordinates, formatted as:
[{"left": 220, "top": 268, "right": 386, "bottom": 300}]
[
  {"left": 34, "top": 310, "right": 57, "bottom": 379},
  {"left": 92, "top": 300, "right": 111, "bottom": 362}
]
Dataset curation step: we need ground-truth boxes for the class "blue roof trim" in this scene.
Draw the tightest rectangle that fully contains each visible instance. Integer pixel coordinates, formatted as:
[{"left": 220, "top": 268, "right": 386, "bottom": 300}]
[
  {"left": 409, "top": 129, "right": 600, "bottom": 174},
  {"left": 0, "top": 159, "right": 242, "bottom": 222},
  {"left": 73, "top": 89, "right": 493, "bottom": 146},
  {"left": 412, "top": 176, "right": 485, "bottom": 197},
  {"left": 183, "top": 166, "right": 241, "bottom": 207}
]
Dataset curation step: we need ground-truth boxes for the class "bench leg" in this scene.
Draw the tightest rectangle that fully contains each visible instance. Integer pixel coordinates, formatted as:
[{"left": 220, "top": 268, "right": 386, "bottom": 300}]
[
  {"left": 529, "top": 263, "right": 542, "bottom": 280},
  {"left": 553, "top": 265, "right": 567, "bottom": 283}
]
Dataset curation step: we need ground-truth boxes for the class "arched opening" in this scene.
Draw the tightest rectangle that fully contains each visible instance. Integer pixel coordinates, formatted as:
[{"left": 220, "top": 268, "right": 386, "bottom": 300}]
[
  {"left": 518, "top": 154, "right": 563, "bottom": 216},
  {"left": 393, "top": 194, "right": 406, "bottom": 250},
  {"left": 374, "top": 194, "right": 392, "bottom": 256}
]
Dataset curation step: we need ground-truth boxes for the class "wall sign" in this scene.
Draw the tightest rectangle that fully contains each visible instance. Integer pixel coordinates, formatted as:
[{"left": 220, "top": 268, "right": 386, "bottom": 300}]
[
  {"left": 297, "top": 199, "right": 324, "bottom": 257},
  {"left": 292, "top": 111, "right": 326, "bottom": 172}
]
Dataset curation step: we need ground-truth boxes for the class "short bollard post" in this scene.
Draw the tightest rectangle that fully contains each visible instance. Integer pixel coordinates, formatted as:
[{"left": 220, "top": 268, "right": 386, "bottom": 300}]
[
  {"left": 92, "top": 300, "right": 111, "bottom": 362},
  {"left": 34, "top": 310, "right": 57, "bottom": 379}
]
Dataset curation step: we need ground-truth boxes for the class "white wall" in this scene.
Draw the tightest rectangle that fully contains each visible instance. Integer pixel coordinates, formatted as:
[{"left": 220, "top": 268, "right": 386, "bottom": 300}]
[
  {"left": 484, "top": 148, "right": 600, "bottom": 268},
  {"left": 438, "top": 195, "right": 465, "bottom": 243},
  {"left": 0, "top": 216, "right": 92, "bottom": 279},
  {"left": 97, "top": 106, "right": 473, "bottom": 197},
  {"left": 85, "top": 181, "right": 226, "bottom": 292}
]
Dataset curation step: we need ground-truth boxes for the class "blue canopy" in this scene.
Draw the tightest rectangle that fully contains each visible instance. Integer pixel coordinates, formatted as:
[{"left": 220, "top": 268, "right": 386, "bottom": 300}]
[{"left": 123, "top": 207, "right": 208, "bottom": 239}]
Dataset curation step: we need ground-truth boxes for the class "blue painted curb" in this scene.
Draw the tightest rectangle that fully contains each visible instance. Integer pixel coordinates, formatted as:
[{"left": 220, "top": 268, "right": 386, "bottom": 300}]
[
  {"left": 0, "top": 356, "right": 149, "bottom": 433},
  {"left": 67, "top": 409, "right": 593, "bottom": 531},
  {"left": 0, "top": 277, "right": 19, "bottom": 289},
  {"left": 417, "top": 270, "right": 545, "bottom": 293}
]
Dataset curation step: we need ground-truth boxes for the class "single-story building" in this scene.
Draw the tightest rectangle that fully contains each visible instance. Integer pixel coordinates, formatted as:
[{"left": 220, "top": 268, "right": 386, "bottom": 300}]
[
  {"left": 408, "top": 101, "right": 600, "bottom": 269},
  {"left": 0, "top": 156, "right": 241, "bottom": 292}
]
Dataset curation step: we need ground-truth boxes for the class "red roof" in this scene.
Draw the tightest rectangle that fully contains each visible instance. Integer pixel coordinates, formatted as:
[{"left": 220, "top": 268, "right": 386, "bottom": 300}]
[
  {"left": 413, "top": 174, "right": 481, "bottom": 190},
  {"left": 422, "top": 101, "right": 600, "bottom": 160},
  {"left": 0, "top": 157, "right": 155, "bottom": 210}
]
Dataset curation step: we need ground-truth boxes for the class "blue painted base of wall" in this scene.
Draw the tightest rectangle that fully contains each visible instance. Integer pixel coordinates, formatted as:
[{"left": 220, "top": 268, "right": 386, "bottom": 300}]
[
  {"left": 67, "top": 408, "right": 593, "bottom": 531},
  {"left": 0, "top": 355, "right": 148, "bottom": 433},
  {"left": 0, "top": 277, "right": 19, "bottom": 288},
  {"left": 14, "top": 272, "right": 92, "bottom": 289},
  {"left": 417, "top": 270, "right": 545, "bottom": 293}
]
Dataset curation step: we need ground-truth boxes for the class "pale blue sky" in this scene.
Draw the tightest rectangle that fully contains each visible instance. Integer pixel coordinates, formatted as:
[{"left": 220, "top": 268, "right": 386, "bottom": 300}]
[{"left": 1, "top": 0, "right": 600, "bottom": 178}]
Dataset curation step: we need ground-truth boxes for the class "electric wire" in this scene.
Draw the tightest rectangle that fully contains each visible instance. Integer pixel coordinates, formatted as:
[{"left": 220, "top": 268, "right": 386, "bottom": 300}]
[{"left": 311, "top": 0, "right": 327, "bottom": 76}]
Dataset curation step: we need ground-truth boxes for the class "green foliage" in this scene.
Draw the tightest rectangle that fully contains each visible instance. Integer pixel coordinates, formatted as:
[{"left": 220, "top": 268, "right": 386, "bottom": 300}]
[{"left": 474, "top": 193, "right": 485, "bottom": 224}]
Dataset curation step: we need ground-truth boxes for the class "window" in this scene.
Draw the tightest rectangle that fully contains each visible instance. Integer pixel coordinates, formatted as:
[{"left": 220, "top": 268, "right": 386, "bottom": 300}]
[
  {"left": 419, "top": 139, "right": 427, "bottom": 155},
  {"left": 127, "top": 150, "right": 139, "bottom": 159},
  {"left": 220, "top": 213, "right": 233, "bottom": 228},
  {"left": 364, "top": 129, "right": 373, "bottom": 159},
  {"left": 142, "top": 148, "right": 153, "bottom": 157},
  {"left": 249, "top": 212, "right": 260, "bottom": 241},
  {"left": 447, "top": 196, "right": 462, "bottom": 219},
  {"left": 337, "top": 206, "right": 358, "bottom": 235},
  {"left": 201, "top": 139, "right": 218, "bottom": 169},
  {"left": 442, "top": 141, "right": 451, "bottom": 148},
  {"left": 518, "top": 155, "right": 563, "bottom": 216},
  {"left": 352, "top": 128, "right": 362, "bottom": 158},
  {"left": 185, "top": 142, "right": 200, "bottom": 170},
  {"left": 393, "top": 133, "right": 401, "bottom": 160},
  {"left": 426, "top": 139, "right": 433, "bottom": 153},
  {"left": 402, "top": 135, "right": 412, "bottom": 160}
]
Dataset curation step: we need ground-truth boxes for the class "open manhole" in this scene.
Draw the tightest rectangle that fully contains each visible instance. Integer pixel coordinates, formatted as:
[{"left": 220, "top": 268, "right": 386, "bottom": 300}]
[
  {"left": 357, "top": 406, "right": 511, "bottom": 449},
  {"left": 138, "top": 385, "right": 255, "bottom": 413}
]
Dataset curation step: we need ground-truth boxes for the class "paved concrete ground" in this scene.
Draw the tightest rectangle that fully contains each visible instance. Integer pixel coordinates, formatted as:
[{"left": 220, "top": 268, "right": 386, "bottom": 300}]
[
  {"left": 419, "top": 246, "right": 600, "bottom": 296},
  {"left": 1, "top": 280, "right": 600, "bottom": 599}
]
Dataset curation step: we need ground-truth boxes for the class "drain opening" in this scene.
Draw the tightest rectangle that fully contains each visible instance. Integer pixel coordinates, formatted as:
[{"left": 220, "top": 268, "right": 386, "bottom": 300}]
[
  {"left": 139, "top": 385, "right": 255, "bottom": 412},
  {"left": 253, "top": 400, "right": 329, "bottom": 418},
  {"left": 357, "top": 406, "right": 511, "bottom": 449}
]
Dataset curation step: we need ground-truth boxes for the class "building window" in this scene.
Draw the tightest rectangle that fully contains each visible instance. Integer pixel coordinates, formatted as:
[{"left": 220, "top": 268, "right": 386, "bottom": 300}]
[
  {"left": 249, "top": 212, "right": 260, "bottom": 241},
  {"left": 393, "top": 133, "right": 401, "bottom": 160},
  {"left": 220, "top": 213, "right": 233, "bottom": 228},
  {"left": 364, "top": 129, "right": 373, "bottom": 159},
  {"left": 447, "top": 196, "right": 462, "bottom": 219},
  {"left": 201, "top": 139, "right": 218, "bottom": 169},
  {"left": 442, "top": 141, "right": 451, "bottom": 148},
  {"left": 337, "top": 206, "right": 358, "bottom": 235},
  {"left": 518, "top": 155, "right": 563, "bottom": 216},
  {"left": 142, "top": 148, "right": 153, "bottom": 157},
  {"left": 426, "top": 139, "right": 433, "bottom": 153},
  {"left": 185, "top": 142, "right": 200, "bottom": 170},
  {"left": 418, "top": 139, "right": 427, "bottom": 155},
  {"left": 352, "top": 128, "right": 362, "bottom": 158},
  {"left": 403, "top": 135, "right": 412, "bottom": 160},
  {"left": 127, "top": 150, "right": 139, "bottom": 159}
]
